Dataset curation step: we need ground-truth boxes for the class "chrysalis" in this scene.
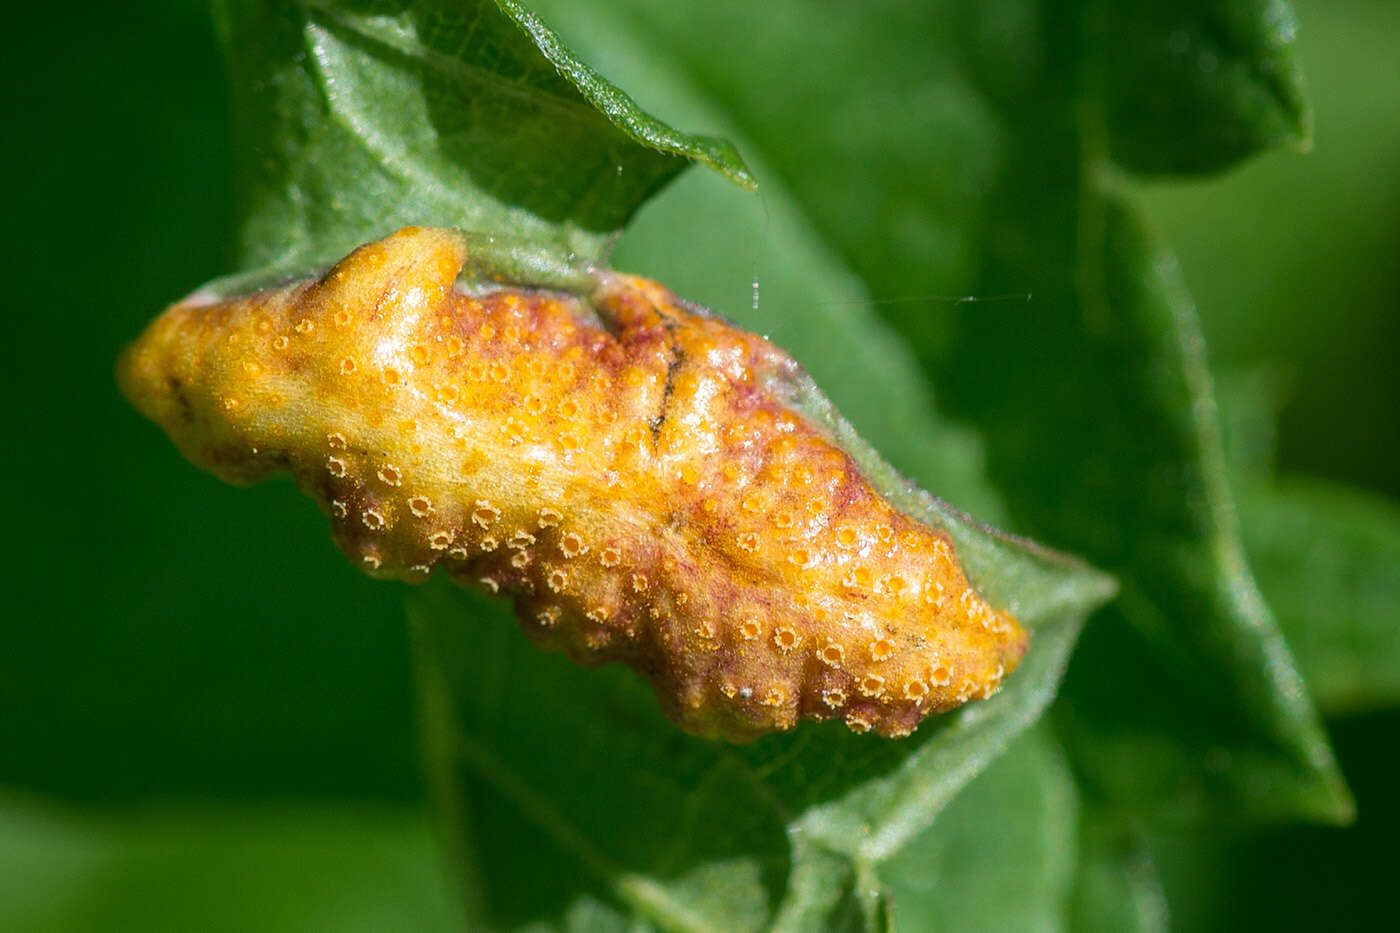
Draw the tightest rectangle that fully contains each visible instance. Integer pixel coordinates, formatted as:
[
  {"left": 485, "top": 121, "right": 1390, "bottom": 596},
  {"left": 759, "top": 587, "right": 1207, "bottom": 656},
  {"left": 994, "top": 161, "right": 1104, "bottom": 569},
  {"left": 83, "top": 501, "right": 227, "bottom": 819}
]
[{"left": 118, "top": 227, "right": 1026, "bottom": 741}]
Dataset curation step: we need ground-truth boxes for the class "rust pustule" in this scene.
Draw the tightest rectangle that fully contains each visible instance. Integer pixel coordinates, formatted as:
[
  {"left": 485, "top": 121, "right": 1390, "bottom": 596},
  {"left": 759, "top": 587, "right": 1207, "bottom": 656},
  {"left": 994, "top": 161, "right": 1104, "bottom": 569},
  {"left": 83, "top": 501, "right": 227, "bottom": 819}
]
[{"left": 119, "top": 227, "right": 1026, "bottom": 741}]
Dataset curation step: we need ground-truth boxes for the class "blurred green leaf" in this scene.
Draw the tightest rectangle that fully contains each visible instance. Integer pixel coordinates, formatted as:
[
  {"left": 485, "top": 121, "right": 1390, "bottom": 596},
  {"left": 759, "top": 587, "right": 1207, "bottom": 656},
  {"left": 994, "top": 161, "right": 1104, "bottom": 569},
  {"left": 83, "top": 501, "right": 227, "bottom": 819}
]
[
  {"left": 1213, "top": 365, "right": 1400, "bottom": 715},
  {"left": 211, "top": 0, "right": 752, "bottom": 277},
  {"left": 1144, "top": 707, "right": 1400, "bottom": 933},
  {"left": 0, "top": 794, "right": 456, "bottom": 933},
  {"left": 1069, "top": 817, "right": 1169, "bottom": 933},
  {"left": 1035, "top": 208, "right": 1349, "bottom": 826},
  {"left": 882, "top": 727, "right": 1080, "bottom": 932},
  {"left": 1213, "top": 365, "right": 1283, "bottom": 478},
  {"left": 1098, "top": 0, "right": 1312, "bottom": 175},
  {"left": 1136, "top": 0, "right": 1400, "bottom": 501},
  {"left": 1239, "top": 479, "right": 1400, "bottom": 715}
]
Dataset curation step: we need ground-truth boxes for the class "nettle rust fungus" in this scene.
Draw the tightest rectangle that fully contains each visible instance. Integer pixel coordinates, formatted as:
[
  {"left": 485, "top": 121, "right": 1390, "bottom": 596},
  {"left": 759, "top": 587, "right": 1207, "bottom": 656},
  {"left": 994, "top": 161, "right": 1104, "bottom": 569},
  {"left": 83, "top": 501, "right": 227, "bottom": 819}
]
[{"left": 118, "top": 227, "right": 1027, "bottom": 741}]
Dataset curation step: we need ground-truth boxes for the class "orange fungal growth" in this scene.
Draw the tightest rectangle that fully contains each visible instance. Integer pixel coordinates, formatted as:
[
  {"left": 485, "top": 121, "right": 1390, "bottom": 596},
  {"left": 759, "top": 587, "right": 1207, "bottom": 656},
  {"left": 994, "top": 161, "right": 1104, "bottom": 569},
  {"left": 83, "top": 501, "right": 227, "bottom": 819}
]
[{"left": 117, "top": 226, "right": 1027, "bottom": 742}]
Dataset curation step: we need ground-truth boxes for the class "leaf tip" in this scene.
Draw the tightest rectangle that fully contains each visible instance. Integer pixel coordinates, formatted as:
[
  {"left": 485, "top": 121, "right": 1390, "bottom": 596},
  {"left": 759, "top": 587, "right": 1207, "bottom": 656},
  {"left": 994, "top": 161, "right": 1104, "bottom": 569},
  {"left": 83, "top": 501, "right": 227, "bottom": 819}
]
[
  {"left": 495, "top": 0, "right": 757, "bottom": 195},
  {"left": 702, "top": 140, "right": 759, "bottom": 192}
]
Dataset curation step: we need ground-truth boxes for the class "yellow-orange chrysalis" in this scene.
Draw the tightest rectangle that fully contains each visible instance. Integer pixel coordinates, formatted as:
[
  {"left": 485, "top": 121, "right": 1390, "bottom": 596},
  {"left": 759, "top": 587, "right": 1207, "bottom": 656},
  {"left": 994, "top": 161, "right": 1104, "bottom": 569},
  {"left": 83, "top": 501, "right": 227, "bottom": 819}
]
[{"left": 118, "top": 227, "right": 1026, "bottom": 741}]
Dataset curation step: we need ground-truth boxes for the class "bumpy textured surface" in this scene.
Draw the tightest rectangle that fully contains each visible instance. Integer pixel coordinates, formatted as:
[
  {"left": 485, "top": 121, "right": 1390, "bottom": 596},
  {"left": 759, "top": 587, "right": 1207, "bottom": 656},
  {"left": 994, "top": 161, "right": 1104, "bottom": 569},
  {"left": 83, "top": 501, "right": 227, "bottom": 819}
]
[{"left": 118, "top": 227, "right": 1027, "bottom": 741}]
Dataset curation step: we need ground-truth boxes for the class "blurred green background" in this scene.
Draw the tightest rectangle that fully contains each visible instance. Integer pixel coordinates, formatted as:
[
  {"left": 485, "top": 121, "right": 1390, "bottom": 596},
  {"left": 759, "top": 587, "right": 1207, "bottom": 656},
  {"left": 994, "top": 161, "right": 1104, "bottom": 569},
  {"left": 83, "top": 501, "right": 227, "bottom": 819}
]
[{"left": 2, "top": 0, "right": 1396, "bottom": 928}]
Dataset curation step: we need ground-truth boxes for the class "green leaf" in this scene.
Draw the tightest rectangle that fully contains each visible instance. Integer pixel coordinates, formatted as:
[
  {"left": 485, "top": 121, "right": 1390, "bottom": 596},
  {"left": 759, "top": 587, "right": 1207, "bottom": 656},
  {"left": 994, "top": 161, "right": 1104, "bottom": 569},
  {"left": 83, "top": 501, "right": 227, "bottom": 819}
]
[
  {"left": 1097, "top": 0, "right": 1312, "bottom": 175},
  {"left": 1213, "top": 365, "right": 1283, "bottom": 479},
  {"left": 1069, "top": 817, "right": 1170, "bottom": 933},
  {"left": 572, "top": 0, "right": 1348, "bottom": 827},
  {"left": 1238, "top": 478, "right": 1400, "bottom": 715},
  {"left": 411, "top": 529, "right": 1108, "bottom": 932},
  {"left": 210, "top": 0, "right": 752, "bottom": 276},
  {"left": 0, "top": 794, "right": 456, "bottom": 933},
  {"left": 1030, "top": 206, "right": 1350, "bottom": 826},
  {"left": 1213, "top": 368, "right": 1400, "bottom": 714},
  {"left": 882, "top": 727, "right": 1080, "bottom": 933}
]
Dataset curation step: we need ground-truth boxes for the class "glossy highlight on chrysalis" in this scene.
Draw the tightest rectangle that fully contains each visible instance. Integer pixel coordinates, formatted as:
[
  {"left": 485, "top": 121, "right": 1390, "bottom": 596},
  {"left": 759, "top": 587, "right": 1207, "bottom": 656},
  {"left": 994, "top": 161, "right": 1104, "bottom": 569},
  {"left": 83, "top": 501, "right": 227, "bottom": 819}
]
[{"left": 117, "top": 227, "right": 1027, "bottom": 741}]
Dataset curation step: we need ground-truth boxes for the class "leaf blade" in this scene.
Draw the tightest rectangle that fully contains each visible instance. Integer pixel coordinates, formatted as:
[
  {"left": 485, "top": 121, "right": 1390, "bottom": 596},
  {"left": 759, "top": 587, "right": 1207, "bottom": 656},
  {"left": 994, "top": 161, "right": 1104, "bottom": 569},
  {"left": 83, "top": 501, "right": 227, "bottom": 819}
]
[
  {"left": 1239, "top": 478, "right": 1400, "bottom": 715},
  {"left": 1099, "top": 0, "right": 1312, "bottom": 175},
  {"left": 882, "top": 728, "right": 1081, "bottom": 933},
  {"left": 210, "top": 0, "right": 751, "bottom": 276},
  {"left": 494, "top": 0, "right": 754, "bottom": 190},
  {"left": 0, "top": 794, "right": 457, "bottom": 933}
]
